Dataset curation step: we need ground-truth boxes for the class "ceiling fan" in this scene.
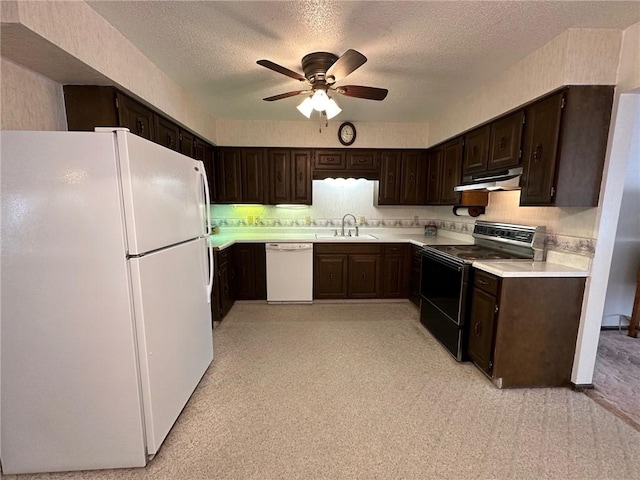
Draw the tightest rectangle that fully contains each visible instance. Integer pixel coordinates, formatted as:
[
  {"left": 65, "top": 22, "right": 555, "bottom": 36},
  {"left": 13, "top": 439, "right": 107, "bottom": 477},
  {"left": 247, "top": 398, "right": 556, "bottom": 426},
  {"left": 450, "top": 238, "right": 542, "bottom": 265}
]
[{"left": 257, "top": 49, "right": 388, "bottom": 119}]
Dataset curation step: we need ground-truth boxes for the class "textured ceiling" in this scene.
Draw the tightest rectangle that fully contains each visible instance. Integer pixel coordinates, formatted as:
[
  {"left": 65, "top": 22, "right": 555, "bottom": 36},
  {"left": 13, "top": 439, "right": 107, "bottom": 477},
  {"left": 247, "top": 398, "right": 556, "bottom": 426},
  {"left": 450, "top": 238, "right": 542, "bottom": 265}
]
[{"left": 86, "top": 1, "right": 640, "bottom": 123}]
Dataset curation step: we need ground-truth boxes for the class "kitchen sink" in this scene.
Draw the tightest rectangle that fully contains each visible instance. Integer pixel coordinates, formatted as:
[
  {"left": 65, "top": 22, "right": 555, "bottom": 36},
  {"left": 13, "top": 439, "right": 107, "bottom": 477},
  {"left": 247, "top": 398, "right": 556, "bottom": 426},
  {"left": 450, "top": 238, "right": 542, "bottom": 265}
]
[{"left": 315, "top": 233, "right": 378, "bottom": 240}]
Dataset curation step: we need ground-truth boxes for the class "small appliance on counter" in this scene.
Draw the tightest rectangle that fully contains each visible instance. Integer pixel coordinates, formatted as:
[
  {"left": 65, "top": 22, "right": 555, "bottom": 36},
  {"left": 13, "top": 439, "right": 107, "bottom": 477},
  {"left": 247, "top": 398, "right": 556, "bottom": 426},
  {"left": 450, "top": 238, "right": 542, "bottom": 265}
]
[{"left": 424, "top": 224, "right": 438, "bottom": 236}]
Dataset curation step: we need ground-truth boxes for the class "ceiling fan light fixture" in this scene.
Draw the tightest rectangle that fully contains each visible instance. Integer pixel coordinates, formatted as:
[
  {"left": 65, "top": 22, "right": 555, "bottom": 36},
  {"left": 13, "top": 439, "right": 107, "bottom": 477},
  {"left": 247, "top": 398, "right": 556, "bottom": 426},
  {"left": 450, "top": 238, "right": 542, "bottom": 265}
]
[
  {"left": 311, "top": 89, "right": 329, "bottom": 111},
  {"left": 296, "top": 96, "right": 314, "bottom": 118},
  {"left": 325, "top": 98, "right": 342, "bottom": 120}
]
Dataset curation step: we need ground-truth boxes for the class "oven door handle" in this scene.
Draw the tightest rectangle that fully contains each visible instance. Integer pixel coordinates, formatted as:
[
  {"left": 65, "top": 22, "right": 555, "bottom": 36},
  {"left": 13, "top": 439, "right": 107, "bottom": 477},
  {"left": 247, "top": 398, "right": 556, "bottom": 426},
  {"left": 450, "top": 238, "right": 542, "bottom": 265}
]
[{"left": 421, "top": 250, "right": 465, "bottom": 271}]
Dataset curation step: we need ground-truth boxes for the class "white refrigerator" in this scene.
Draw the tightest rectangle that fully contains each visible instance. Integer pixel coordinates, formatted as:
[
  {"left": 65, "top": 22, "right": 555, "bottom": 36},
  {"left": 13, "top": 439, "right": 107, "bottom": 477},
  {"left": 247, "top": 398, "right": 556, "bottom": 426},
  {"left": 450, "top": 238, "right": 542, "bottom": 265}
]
[{"left": 0, "top": 129, "right": 214, "bottom": 475}]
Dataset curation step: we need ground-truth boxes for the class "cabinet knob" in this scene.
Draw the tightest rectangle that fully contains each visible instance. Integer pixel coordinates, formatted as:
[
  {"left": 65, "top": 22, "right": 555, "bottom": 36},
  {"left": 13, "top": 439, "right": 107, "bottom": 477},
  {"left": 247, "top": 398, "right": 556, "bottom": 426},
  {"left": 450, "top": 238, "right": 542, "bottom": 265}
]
[{"left": 532, "top": 143, "right": 543, "bottom": 163}]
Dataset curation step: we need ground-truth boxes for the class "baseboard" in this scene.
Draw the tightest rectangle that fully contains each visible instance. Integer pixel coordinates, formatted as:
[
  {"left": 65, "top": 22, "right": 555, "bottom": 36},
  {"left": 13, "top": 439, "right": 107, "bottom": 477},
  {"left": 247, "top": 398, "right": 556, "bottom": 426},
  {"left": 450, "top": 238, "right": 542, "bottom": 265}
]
[
  {"left": 571, "top": 382, "right": 594, "bottom": 391},
  {"left": 600, "top": 326, "right": 629, "bottom": 331}
]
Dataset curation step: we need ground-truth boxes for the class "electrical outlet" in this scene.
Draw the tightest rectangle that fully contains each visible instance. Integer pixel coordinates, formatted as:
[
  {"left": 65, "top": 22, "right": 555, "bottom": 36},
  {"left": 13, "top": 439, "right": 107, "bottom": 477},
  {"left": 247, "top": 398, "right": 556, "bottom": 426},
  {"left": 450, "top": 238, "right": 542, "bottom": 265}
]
[
  {"left": 305, "top": 216, "right": 311, "bottom": 225},
  {"left": 413, "top": 215, "right": 419, "bottom": 224},
  {"left": 247, "top": 215, "right": 254, "bottom": 225},
  {"left": 359, "top": 215, "right": 365, "bottom": 224}
]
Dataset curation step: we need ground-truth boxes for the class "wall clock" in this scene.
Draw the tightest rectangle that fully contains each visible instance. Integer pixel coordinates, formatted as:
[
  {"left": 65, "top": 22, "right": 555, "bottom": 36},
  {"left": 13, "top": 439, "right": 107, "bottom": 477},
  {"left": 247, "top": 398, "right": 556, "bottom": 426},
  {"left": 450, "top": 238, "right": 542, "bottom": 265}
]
[{"left": 338, "top": 122, "right": 356, "bottom": 146}]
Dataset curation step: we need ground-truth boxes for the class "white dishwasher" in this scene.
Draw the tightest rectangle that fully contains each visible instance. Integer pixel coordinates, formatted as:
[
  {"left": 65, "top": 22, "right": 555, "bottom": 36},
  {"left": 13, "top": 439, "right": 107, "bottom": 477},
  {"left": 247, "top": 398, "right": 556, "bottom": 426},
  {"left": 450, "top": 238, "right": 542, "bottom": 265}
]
[{"left": 265, "top": 243, "right": 313, "bottom": 303}]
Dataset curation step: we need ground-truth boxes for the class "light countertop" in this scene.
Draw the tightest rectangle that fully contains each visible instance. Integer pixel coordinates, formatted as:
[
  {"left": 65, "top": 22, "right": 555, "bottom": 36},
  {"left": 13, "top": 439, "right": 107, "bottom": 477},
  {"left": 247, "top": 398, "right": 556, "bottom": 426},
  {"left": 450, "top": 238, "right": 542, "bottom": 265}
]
[{"left": 472, "top": 260, "right": 589, "bottom": 278}]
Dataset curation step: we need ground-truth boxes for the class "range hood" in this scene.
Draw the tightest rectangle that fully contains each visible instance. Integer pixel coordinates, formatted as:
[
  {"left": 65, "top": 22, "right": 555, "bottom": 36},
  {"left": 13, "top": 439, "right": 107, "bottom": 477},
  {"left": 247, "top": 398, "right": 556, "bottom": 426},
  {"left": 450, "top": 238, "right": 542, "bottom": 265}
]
[{"left": 454, "top": 167, "right": 523, "bottom": 192}]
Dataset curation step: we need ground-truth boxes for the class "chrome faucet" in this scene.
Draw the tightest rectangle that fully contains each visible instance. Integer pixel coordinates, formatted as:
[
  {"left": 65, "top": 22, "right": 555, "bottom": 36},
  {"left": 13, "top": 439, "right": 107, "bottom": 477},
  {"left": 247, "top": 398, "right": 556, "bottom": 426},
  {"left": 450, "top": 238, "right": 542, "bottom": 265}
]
[{"left": 341, "top": 214, "right": 359, "bottom": 237}]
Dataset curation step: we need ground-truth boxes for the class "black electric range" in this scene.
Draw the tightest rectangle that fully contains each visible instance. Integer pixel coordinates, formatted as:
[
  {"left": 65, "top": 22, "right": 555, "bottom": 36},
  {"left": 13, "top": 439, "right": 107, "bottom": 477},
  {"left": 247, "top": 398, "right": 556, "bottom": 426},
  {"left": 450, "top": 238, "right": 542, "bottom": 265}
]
[{"left": 419, "top": 221, "right": 545, "bottom": 360}]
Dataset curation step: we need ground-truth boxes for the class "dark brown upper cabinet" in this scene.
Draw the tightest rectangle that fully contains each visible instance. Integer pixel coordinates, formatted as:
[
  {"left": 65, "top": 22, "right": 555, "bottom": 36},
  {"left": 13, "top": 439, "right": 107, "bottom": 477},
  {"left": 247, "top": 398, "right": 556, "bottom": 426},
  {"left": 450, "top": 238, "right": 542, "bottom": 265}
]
[
  {"left": 425, "top": 147, "right": 443, "bottom": 205},
  {"left": 179, "top": 129, "right": 195, "bottom": 158},
  {"left": 267, "top": 148, "right": 312, "bottom": 205},
  {"left": 440, "top": 138, "right": 463, "bottom": 205},
  {"left": 488, "top": 110, "right": 524, "bottom": 170},
  {"left": 216, "top": 148, "right": 243, "bottom": 203},
  {"left": 116, "top": 92, "right": 155, "bottom": 141},
  {"left": 520, "top": 86, "right": 613, "bottom": 207},
  {"left": 378, "top": 150, "right": 426, "bottom": 205},
  {"left": 313, "top": 149, "right": 379, "bottom": 180},
  {"left": 241, "top": 149, "right": 265, "bottom": 204},
  {"left": 462, "top": 125, "right": 490, "bottom": 176},
  {"left": 154, "top": 115, "right": 180, "bottom": 152}
]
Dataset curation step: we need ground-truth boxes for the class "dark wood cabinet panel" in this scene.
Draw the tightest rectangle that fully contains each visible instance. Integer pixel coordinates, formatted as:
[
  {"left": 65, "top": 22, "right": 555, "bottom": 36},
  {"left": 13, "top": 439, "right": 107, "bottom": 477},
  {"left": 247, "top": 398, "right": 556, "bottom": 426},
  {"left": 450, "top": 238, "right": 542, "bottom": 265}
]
[
  {"left": 462, "top": 125, "right": 490, "bottom": 175},
  {"left": 314, "top": 150, "right": 346, "bottom": 170},
  {"left": 440, "top": 138, "right": 463, "bottom": 205},
  {"left": 154, "top": 115, "right": 180, "bottom": 151},
  {"left": 520, "top": 92, "right": 563, "bottom": 205},
  {"left": 425, "top": 147, "right": 443, "bottom": 205},
  {"left": 346, "top": 149, "right": 378, "bottom": 171},
  {"left": 382, "top": 244, "right": 408, "bottom": 298},
  {"left": 348, "top": 255, "right": 381, "bottom": 298},
  {"left": 268, "top": 149, "right": 291, "bottom": 204},
  {"left": 467, "top": 287, "right": 498, "bottom": 375},
  {"left": 216, "top": 148, "right": 243, "bottom": 203},
  {"left": 314, "top": 254, "right": 349, "bottom": 299},
  {"left": 241, "top": 149, "right": 265, "bottom": 204},
  {"left": 64, "top": 85, "right": 120, "bottom": 130},
  {"left": 378, "top": 150, "right": 401, "bottom": 204},
  {"left": 179, "top": 129, "right": 195, "bottom": 158},
  {"left": 291, "top": 149, "right": 312, "bottom": 204},
  {"left": 233, "top": 243, "right": 266, "bottom": 300},
  {"left": 216, "top": 248, "right": 234, "bottom": 319},
  {"left": 488, "top": 110, "right": 524, "bottom": 170},
  {"left": 116, "top": 92, "right": 155, "bottom": 140},
  {"left": 399, "top": 150, "right": 426, "bottom": 204},
  {"left": 520, "top": 86, "right": 613, "bottom": 207},
  {"left": 408, "top": 245, "right": 422, "bottom": 307}
]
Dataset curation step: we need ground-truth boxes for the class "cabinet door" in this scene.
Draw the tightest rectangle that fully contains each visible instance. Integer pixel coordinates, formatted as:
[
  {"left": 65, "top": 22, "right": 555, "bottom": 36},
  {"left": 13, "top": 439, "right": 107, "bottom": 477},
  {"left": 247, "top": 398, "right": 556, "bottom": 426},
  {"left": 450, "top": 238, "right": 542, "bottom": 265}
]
[
  {"left": 241, "top": 149, "right": 265, "bottom": 204},
  {"left": 467, "top": 287, "right": 498, "bottom": 375},
  {"left": 314, "top": 150, "right": 345, "bottom": 170},
  {"left": 291, "top": 149, "right": 312, "bottom": 204},
  {"left": 268, "top": 149, "right": 291, "bottom": 204},
  {"left": 440, "top": 138, "right": 463, "bottom": 205},
  {"left": 154, "top": 115, "right": 180, "bottom": 151},
  {"left": 425, "top": 147, "right": 443, "bottom": 205},
  {"left": 179, "top": 130, "right": 195, "bottom": 158},
  {"left": 378, "top": 150, "right": 401, "bottom": 204},
  {"left": 116, "top": 93, "right": 155, "bottom": 140},
  {"left": 233, "top": 244, "right": 266, "bottom": 300},
  {"left": 400, "top": 150, "right": 426, "bottom": 204},
  {"left": 462, "top": 126, "right": 490, "bottom": 175},
  {"left": 348, "top": 254, "right": 381, "bottom": 298},
  {"left": 346, "top": 150, "right": 378, "bottom": 171},
  {"left": 383, "top": 245, "right": 407, "bottom": 298},
  {"left": 216, "top": 250, "right": 234, "bottom": 319},
  {"left": 520, "top": 92, "right": 563, "bottom": 205},
  {"left": 216, "top": 148, "right": 242, "bottom": 203},
  {"left": 314, "top": 255, "right": 348, "bottom": 299},
  {"left": 408, "top": 246, "right": 422, "bottom": 307},
  {"left": 489, "top": 110, "right": 524, "bottom": 171}
]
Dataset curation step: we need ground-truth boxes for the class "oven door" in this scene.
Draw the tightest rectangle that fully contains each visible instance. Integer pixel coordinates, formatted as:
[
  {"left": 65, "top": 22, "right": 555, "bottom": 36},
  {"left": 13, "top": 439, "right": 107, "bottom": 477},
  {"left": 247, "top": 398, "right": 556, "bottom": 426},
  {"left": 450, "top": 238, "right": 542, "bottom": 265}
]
[{"left": 419, "top": 248, "right": 469, "bottom": 361}]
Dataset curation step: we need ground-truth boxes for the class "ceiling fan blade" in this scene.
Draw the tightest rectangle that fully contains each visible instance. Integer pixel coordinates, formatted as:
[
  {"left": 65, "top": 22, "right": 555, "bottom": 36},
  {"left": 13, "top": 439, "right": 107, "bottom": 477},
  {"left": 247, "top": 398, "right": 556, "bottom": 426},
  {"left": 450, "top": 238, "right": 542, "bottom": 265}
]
[
  {"left": 325, "top": 49, "right": 367, "bottom": 83},
  {"left": 263, "top": 90, "right": 309, "bottom": 101},
  {"left": 257, "top": 60, "right": 307, "bottom": 82},
  {"left": 336, "top": 85, "right": 388, "bottom": 101}
]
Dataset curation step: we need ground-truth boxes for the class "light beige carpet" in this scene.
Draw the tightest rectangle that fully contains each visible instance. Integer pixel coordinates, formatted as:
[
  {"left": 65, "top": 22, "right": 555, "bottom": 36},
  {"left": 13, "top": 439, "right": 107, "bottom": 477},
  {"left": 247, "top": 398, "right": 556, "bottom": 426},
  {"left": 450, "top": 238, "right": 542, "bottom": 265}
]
[
  {"left": 4, "top": 302, "right": 640, "bottom": 480},
  {"left": 586, "top": 330, "right": 640, "bottom": 430}
]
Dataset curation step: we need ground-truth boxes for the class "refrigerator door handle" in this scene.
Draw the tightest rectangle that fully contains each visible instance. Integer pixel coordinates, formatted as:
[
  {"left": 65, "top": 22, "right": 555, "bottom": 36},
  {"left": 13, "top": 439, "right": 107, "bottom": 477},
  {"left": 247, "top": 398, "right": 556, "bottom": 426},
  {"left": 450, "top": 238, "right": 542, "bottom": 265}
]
[
  {"left": 206, "top": 244, "right": 214, "bottom": 303},
  {"left": 199, "top": 161, "right": 212, "bottom": 235}
]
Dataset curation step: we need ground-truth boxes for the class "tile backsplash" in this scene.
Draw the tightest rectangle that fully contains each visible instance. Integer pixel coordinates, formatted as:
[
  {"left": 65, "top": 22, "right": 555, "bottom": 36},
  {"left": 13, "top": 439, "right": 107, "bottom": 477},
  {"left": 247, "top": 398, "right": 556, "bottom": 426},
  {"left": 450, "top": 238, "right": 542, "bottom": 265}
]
[{"left": 209, "top": 178, "right": 598, "bottom": 257}]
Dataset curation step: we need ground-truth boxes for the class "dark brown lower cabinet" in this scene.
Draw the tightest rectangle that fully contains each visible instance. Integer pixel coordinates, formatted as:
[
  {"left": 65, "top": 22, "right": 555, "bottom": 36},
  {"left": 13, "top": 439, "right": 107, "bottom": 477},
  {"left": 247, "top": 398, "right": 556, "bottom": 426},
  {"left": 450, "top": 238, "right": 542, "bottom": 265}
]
[
  {"left": 215, "top": 248, "right": 234, "bottom": 320},
  {"left": 232, "top": 243, "right": 266, "bottom": 301},
  {"left": 408, "top": 245, "right": 422, "bottom": 307},
  {"left": 382, "top": 244, "right": 409, "bottom": 298},
  {"left": 314, "top": 244, "right": 408, "bottom": 300},
  {"left": 467, "top": 268, "right": 586, "bottom": 388},
  {"left": 348, "top": 254, "right": 381, "bottom": 298}
]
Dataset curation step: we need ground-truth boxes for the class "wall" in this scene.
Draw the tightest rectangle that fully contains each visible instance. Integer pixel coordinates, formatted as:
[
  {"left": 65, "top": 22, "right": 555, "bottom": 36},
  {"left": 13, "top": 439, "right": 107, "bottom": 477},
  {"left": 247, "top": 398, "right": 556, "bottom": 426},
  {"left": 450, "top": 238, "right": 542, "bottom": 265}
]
[
  {"left": 0, "top": 0, "right": 217, "bottom": 142},
  {"left": 215, "top": 120, "right": 428, "bottom": 148},
  {"left": 0, "top": 57, "right": 67, "bottom": 130},
  {"left": 602, "top": 21, "right": 640, "bottom": 327}
]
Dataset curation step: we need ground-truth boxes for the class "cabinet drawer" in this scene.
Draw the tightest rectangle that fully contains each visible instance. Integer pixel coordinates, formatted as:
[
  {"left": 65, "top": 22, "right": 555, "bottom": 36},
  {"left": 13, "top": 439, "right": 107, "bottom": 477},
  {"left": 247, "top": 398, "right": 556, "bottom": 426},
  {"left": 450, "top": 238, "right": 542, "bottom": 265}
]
[
  {"left": 314, "top": 150, "right": 346, "bottom": 170},
  {"left": 315, "top": 243, "right": 382, "bottom": 255},
  {"left": 384, "top": 244, "right": 405, "bottom": 255},
  {"left": 346, "top": 150, "right": 378, "bottom": 171},
  {"left": 474, "top": 270, "right": 499, "bottom": 295}
]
